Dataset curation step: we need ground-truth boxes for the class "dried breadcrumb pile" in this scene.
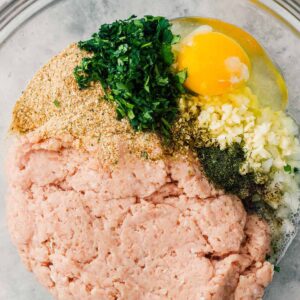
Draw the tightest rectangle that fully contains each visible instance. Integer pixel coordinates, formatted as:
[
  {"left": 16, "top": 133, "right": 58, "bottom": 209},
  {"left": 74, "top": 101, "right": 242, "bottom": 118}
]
[{"left": 11, "top": 44, "right": 164, "bottom": 166}]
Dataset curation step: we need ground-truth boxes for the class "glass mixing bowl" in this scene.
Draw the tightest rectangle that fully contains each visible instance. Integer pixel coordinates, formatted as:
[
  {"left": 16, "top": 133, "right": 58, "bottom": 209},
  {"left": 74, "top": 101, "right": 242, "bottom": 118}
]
[{"left": 0, "top": 0, "right": 299, "bottom": 299}]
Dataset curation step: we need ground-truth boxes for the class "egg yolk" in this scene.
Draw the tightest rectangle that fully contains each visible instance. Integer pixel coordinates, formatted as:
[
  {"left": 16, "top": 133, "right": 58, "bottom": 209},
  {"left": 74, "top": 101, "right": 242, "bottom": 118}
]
[{"left": 177, "top": 30, "right": 251, "bottom": 96}]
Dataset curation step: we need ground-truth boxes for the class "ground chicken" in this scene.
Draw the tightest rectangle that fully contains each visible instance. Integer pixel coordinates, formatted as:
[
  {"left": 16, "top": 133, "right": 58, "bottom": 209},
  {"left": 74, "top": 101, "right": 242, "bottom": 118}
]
[{"left": 7, "top": 135, "right": 273, "bottom": 300}]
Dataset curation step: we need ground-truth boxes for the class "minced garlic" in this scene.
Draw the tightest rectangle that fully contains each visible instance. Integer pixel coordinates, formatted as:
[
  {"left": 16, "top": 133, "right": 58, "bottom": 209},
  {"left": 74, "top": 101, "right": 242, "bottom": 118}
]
[
  {"left": 179, "top": 86, "right": 300, "bottom": 222},
  {"left": 181, "top": 87, "right": 300, "bottom": 177}
]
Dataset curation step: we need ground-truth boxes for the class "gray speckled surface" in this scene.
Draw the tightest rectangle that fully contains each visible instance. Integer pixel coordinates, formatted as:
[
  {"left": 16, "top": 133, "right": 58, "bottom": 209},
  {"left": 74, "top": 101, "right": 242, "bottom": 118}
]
[{"left": 0, "top": 0, "right": 300, "bottom": 299}]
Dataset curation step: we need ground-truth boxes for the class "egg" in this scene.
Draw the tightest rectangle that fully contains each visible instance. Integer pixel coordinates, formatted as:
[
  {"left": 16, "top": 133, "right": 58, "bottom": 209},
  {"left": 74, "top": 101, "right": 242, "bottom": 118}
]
[
  {"left": 178, "top": 26, "right": 251, "bottom": 96},
  {"left": 172, "top": 17, "right": 288, "bottom": 110}
]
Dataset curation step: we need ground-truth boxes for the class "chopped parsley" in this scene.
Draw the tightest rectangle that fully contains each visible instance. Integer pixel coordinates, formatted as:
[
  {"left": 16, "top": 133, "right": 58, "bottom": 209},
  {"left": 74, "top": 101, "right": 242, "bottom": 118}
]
[
  {"left": 141, "top": 151, "right": 149, "bottom": 159},
  {"left": 284, "top": 164, "right": 292, "bottom": 174},
  {"left": 274, "top": 265, "right": 281, "bottom": 273},
  {"left": 53, "top": 99, "right": 60, "bottom": 108},
  {"left": 74, "top": 15, "right": 187, "bottom": 136}
]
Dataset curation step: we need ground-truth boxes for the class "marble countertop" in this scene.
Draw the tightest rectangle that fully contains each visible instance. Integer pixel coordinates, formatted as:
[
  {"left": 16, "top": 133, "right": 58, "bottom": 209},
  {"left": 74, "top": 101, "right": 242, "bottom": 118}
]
[{"left": 0, "top": 0, "right": 300, "bottom": 299}]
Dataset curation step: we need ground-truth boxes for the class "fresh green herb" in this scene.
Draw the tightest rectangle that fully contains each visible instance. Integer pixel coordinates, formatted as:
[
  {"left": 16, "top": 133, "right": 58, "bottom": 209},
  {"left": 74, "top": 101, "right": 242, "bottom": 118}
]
[
  {"left": 284, "top": 164, "right": 292, "bottom": 174},
  {"left": 74, "top": 15, "right": 187, "bottom": 136},
  {"left": 274, "top": 265, "right": 281, "bottom": 273},
  {"left": 141, "top": 151, "right": 149, "bottom": 159},
  {"left": 197, "top": 143, "right": 259, "bottom": 199},
  {"left": 53, "top": 99, "right": 60, "bottom": 108},
  {"left": 294, "top": 167, "right": 299, "bottom": 174}
]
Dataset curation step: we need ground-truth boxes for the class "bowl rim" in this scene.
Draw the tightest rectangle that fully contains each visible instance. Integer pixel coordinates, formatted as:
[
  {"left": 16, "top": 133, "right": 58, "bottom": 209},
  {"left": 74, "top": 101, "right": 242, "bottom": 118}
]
[
  {"left": 255, "top": 0, "right": 300, "bottom": 33},
  {"left": 0, "top": 0, "right": 299, "bottom": 44}
]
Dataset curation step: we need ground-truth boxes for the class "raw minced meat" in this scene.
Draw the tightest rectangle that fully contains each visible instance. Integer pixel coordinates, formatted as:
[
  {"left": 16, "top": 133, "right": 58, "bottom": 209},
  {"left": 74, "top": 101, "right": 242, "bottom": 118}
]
[{"left": 7, "top": 135, "right": 273, "bottom": 300}]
